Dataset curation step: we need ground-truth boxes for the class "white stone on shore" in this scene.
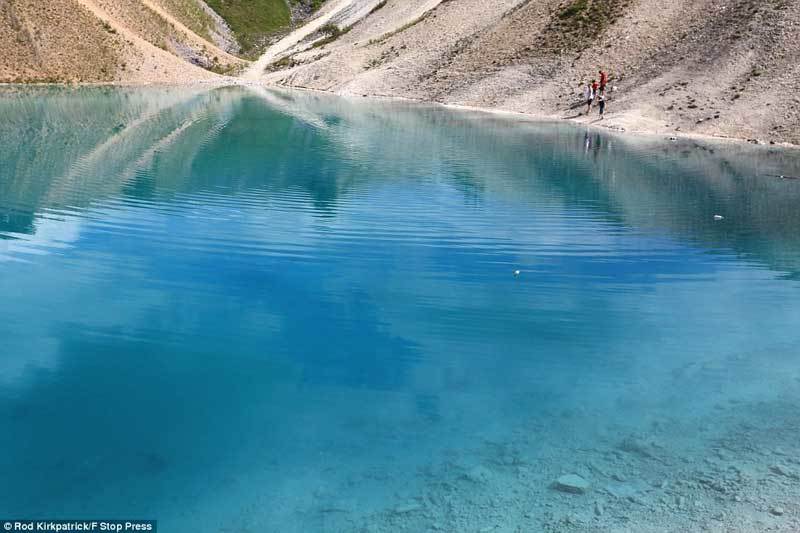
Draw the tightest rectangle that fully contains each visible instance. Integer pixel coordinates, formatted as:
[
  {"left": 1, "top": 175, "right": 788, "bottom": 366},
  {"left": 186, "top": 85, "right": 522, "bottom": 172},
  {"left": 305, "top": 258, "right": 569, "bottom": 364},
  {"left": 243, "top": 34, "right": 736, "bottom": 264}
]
[{"left": 553, "top": 474, "right": 591, "bottom": 494}]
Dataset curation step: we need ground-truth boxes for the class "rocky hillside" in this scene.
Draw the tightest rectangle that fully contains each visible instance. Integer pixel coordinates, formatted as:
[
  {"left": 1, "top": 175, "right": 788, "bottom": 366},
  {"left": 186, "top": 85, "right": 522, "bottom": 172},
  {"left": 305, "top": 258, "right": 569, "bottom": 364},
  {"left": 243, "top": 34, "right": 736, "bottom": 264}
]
[
  {"left": 0, "top": 0, "right": 316, "bottom": 83},
  {"left": 256, "top": 0, "right": 800, "bottom": 145}
]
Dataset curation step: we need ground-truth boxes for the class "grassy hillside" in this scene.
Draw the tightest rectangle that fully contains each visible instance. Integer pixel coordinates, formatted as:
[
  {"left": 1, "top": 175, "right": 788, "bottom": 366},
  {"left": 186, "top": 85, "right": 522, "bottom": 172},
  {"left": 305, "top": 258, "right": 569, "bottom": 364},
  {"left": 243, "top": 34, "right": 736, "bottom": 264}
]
[
  {"left": 204, "top": 0, "right": 291, "bottom": 57},
  {"left": 0, "top": 0, "right": 122, "bottom": 83},
  {"left": 0, "top": 0, "right": 252, "bottom": 83},
  {"left": 0, "top": 0, "right": 327, "bottom": 82},
  {"left": 158, "top": 0, "right": 218, "bottom": 42}
]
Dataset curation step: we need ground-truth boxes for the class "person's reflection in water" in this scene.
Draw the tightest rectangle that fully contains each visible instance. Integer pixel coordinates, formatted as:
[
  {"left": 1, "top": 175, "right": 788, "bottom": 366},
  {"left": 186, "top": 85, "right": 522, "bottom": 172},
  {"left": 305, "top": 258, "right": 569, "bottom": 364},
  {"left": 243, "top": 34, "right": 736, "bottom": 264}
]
[{"left": 592, "top": 133, "right": 602, "bottom": 162}]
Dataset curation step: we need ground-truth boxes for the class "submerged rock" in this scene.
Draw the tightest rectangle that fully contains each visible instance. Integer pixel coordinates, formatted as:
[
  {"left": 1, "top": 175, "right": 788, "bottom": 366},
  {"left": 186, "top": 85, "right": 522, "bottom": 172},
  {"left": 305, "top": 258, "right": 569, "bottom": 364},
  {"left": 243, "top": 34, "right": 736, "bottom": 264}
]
[
  {"left": 393, "top": 502, "right": 422, "bottom": 514},
  {"left": 594, "top": 500, "right": 604, "bottom": 516},
  {"left": 464, "top": 465, "right": 492, "bottom": 484},
  {"left": 553, "top": 474, "right": 591, "bottom": 494},
  {"left": 769, "top": 464, "right": 799, "bottom": 479},
  {"left": 606, "top": 481, "right": 644, "bottom": 499},
  {"left": 617, "top": 436, "right": 655, "bottom": 458},
  {"left": 770, "top": 506, "right": 785, "bottom": 516}
]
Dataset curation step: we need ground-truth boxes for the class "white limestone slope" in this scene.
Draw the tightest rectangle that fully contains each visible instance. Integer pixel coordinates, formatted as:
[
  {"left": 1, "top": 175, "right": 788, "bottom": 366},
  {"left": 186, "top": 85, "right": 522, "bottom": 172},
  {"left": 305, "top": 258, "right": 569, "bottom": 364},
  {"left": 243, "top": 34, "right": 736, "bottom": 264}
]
[{"left": 241, "top": 0, "right": 383, "bottom": 80}]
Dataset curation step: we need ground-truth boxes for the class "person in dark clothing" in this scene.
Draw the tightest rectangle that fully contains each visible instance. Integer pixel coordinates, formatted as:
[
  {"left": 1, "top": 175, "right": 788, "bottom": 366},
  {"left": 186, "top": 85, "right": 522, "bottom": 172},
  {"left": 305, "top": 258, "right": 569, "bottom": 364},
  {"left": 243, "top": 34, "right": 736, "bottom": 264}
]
[{"left": 598, "top": 93, "right": 606, "bottom": 118}]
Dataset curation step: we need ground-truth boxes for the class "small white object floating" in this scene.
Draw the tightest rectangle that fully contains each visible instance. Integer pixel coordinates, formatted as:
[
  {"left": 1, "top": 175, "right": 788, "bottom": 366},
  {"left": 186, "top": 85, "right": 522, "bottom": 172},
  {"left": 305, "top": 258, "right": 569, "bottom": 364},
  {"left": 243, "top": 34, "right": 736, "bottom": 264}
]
[
  {"left": 713, "top": 214, "right": 724, "bottom": 220},
  {"left": 514, "top": 270, "right": 521, "bottom": 277}
]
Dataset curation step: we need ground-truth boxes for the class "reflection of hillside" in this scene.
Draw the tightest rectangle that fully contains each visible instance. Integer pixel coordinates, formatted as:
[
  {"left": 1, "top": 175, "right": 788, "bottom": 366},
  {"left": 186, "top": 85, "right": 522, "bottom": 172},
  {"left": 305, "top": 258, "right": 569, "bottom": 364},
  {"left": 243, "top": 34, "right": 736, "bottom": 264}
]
[
  {"left": 3, "top": 86, "right": 800, "bottom": 275},
  {"left": 262, "top": 89, "right": 800, "bottom": 275},
  {"left": 0, "top": 86, "right": 239, "bottom": 235},
  {"left": 571, "top": 131, "right": 800, "bottom": 276}
]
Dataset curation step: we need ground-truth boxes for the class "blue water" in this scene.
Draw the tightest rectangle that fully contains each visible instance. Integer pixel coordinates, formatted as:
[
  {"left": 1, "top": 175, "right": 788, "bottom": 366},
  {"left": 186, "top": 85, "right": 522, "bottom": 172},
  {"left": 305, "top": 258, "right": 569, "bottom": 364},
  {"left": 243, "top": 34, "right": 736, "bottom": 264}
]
[{"left": 2, "top": 86, "right": 800, "bottom": 532}]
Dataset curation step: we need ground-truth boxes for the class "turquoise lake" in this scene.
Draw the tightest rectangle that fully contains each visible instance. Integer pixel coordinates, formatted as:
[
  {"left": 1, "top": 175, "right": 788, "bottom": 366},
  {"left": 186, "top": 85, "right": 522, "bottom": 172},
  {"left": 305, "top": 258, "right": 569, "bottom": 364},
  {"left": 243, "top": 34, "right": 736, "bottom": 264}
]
[{"left": 2, "top": 86, "right": 800, "bottom": 532}]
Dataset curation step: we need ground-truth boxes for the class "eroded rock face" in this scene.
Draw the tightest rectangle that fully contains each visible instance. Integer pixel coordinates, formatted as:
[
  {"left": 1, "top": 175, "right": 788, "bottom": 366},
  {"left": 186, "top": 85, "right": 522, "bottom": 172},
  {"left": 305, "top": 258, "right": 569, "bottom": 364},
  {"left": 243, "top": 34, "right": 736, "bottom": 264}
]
[
  {"left": 553, "top": 474, "right": 591, "bottom": 494},
  {"left": 197, "top": 0, "right": 240, "bottom": 55}
]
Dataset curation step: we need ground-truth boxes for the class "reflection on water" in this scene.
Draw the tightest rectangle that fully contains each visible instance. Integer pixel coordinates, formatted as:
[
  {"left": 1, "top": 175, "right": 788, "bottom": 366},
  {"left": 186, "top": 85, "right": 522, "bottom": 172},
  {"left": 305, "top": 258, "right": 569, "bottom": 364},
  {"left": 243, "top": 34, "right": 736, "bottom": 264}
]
[{"left": 1, "top": 86, "right": 800, "bottom": 532}]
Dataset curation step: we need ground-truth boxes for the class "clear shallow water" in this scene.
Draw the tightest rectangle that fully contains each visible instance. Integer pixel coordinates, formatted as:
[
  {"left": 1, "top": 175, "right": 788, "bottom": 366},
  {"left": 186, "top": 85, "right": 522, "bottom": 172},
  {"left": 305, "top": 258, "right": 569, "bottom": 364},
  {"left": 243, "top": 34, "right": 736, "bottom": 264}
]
[{"left": 2, "top": 86, "right": 800, "bottom": 532}]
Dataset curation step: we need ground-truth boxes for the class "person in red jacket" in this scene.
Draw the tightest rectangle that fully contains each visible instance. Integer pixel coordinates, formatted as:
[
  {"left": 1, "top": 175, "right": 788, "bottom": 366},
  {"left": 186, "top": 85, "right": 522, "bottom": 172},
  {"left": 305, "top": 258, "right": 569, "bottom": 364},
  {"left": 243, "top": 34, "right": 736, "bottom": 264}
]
[{"left": 599, "top": 69, "right": 608, "bottom": 94}]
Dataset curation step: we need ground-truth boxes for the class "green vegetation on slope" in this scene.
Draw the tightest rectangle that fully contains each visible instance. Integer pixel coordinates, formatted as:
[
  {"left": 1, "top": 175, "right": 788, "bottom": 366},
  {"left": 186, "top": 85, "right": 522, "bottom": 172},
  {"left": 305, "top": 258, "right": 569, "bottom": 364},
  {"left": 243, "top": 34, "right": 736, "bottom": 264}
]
[
  {"left": 291, "top": 0, "right": 326, "bottom": 11},
  {"left": 311, "top": 23, "right": 351, "bottom": 48},
  {"left": 158, "top": 0, "right": 218, "bottom": 42},
  {"left": 205, "top": 0, "right": 291, "bottom": 57},
  {"left": 534, "top": 0, "right": 633, "bottom": 54}
]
